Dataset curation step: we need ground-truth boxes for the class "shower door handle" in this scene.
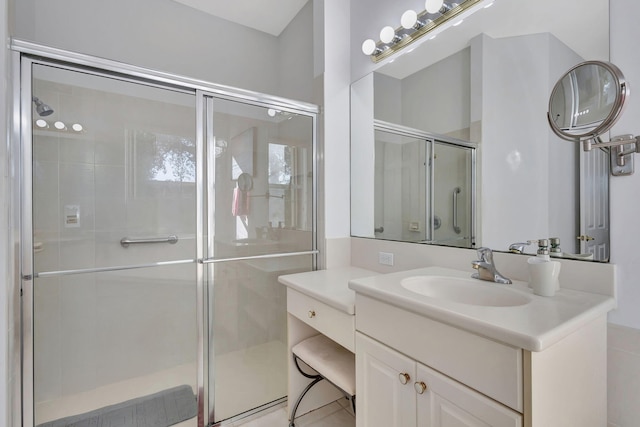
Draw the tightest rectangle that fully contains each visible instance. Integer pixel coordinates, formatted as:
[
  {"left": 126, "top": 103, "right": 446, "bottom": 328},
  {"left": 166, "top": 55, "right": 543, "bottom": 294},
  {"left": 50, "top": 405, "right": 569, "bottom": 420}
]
[
  {"left": 453, "top": 187, "right": 462, "bottom": 234},
  {"left": 120, "top": 235, "right": 179, "bottom": 248}
]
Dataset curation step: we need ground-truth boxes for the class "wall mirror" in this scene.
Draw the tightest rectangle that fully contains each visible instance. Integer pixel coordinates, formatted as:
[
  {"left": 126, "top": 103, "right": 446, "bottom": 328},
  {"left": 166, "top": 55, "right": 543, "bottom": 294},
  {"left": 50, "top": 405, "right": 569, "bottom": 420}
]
[{"left": 350, "top": 0, "right": 611, "bottom": 261}]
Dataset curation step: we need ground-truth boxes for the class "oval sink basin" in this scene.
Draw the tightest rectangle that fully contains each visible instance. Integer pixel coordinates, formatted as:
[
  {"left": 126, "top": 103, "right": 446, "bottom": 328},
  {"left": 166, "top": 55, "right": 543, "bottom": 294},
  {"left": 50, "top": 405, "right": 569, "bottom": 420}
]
[{"left": 401, "top": 276, "right": 531, "bottom": 307}]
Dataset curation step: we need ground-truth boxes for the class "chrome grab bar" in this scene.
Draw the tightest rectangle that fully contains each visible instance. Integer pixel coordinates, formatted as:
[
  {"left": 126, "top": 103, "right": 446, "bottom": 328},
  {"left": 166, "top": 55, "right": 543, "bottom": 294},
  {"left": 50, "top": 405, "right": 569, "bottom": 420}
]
[
  {"left": 453, "top": 187, "right": 461, "bottom": 234},
  {"left": 120, "top": 235, "right": 179, "bottom": 248}
]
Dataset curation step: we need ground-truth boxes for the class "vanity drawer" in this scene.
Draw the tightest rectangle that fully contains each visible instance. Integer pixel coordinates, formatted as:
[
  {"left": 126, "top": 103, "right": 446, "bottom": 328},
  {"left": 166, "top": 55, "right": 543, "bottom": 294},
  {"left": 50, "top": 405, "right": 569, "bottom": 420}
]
[
  {"left": 287, "top": 288, "right": 355, "bottom": 352},
  {"left": 356, "top": 294, "right": 523, "bottom": 412}
]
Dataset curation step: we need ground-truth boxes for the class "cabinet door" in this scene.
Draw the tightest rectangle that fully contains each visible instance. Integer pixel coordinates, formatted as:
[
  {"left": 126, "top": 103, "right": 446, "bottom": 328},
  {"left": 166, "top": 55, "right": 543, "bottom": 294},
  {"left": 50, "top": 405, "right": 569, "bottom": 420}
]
[
  {"left": 416, "top": 364, "right": 522, "bottom": 427},
  {"left": 356, "top": 333, "right": 416, "bottom": 427}
]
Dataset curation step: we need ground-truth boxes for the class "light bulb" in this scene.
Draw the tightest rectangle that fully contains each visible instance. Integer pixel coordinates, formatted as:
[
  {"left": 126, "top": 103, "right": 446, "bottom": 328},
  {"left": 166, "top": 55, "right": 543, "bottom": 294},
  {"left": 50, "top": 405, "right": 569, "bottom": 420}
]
[
  {"left": 71, "top": 123, "right": 83, "bottom": 132},
  {"left": 267, "top": 108, "right": 278, "bottom": 117},
  {"left": 362, "top": 39, "right": 377, "bottom": 55},
  {"left": 54, "top": 121, "right": 66, "bottom": 130},
  {"left": 401, "top": 10, "right": 418, "bottom": 29},
  {"left": 425, "top": 0, "right": 444, "bottom": 13},
  {"left": 35, "top": 119, "right": 48, "bottom": 128},
  {"left": 380, "top": 26, "right": 396, "bottom": 44}
]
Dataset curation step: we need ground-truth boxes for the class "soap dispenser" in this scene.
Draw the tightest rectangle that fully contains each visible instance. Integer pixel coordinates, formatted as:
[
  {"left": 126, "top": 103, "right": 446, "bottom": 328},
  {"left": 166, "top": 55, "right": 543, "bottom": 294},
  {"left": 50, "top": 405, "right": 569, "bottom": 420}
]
[{"left": 527, "top": 239, "right": 561, "bottom": 296}]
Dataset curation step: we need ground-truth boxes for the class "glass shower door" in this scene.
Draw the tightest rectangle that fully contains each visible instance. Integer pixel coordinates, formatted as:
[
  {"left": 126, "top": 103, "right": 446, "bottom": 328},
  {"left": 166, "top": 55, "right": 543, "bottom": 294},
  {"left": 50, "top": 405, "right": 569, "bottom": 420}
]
[
  {"left": 204, "top": 97, "right": 316, "bottom": 423},
  {"left": 28, "top": 63, "right": 198, "bottom": 427}
]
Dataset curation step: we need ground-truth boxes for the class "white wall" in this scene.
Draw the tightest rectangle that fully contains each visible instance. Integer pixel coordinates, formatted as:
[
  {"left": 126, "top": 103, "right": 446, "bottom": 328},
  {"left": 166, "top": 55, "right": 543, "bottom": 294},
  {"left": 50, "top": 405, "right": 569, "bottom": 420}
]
[
  {"left": 607, "top": 0, "right": 640, "bottom": 424},
  {"left": 320, "top": 0, "right": 351, "bottom": 239},
  {"left": 12, "top": 0, "right": 315, "bottom": 103},
  {"left": 1, "top": 0, "right": 10, "bottom": 424},
  {"left": 478, "top": 33, "right": 580, "bottom": 252},
  {"left": 609, "top": 0, "right": 640, "bottom": 331},
  {"left": 402, "top": 48, "right": 471, "bottom": 136}
]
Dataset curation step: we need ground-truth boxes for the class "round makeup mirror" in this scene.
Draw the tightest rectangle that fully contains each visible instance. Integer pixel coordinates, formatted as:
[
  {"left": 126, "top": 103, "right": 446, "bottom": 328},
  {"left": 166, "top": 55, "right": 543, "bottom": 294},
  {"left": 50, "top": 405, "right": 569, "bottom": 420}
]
[{"left": 548, "top": 61, "right": 628, "bottom": 142}]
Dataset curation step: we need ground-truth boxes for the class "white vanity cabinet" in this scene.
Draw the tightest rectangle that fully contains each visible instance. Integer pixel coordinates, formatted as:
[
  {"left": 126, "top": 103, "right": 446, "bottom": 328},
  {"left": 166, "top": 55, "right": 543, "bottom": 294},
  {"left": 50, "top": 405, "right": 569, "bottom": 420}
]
[
  {"left": 357, "top": 332, "right": 522, "bottom": 427},
  {"left": 278, "top": 267, "right": 379, "bottom": 420},
  {"left": 354, "top": 291, "right": 609, "bottom": 427}
]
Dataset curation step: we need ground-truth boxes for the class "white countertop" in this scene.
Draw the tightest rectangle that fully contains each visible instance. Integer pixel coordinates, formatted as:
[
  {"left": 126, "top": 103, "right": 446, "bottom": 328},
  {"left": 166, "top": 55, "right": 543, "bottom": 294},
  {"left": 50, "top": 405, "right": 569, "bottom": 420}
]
[
  {"left": 278, "top": 267, "right": 380, "bottom": 315},
  {"left": 348, "top": 266, "right": 616, "bottom": 352}
]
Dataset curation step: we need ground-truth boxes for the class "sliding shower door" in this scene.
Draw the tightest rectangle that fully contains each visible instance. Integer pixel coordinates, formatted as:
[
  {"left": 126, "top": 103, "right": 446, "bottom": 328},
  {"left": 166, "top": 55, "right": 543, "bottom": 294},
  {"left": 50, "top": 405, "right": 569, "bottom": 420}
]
[
  {"left": 27, "top": 62, "right": 199, "bottom": 427},
  {"left": 203, "top": 96, "right": 316, "bottom": 423},
  {"left": 21, "top": 51, "right": 318, "bottom": 427}
]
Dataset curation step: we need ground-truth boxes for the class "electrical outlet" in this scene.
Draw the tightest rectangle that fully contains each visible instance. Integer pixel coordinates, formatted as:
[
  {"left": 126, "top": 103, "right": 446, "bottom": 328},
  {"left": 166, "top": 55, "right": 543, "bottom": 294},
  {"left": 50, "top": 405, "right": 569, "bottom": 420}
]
[
  {"left": 378, "top": 251, "right": 394, "bottom": 266},
  {"left": 409, "top": 221, "right": 421, "bottom": 231}
]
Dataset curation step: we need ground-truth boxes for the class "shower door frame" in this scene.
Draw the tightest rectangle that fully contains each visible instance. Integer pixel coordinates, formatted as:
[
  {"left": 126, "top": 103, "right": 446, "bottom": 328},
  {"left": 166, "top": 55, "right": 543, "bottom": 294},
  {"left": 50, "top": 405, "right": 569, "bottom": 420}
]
[
  {"left": 373, "top": 120, "right": 477, "bottom": 247},
  {"left": 12, "top": 39, "right": 319, "bottom": 427}
]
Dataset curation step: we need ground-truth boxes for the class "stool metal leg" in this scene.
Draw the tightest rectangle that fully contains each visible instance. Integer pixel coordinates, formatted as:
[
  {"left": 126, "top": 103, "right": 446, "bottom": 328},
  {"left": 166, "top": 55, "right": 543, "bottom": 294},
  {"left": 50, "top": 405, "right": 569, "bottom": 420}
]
[
  {"left": 290, "top": 354, "right": 325, "bottom": 427},
  {"left": 289, "top": 376, "right": 323, "bottom": 427},
  {"left": 289, "top": 353, "right": 356, "bottom": 426}
]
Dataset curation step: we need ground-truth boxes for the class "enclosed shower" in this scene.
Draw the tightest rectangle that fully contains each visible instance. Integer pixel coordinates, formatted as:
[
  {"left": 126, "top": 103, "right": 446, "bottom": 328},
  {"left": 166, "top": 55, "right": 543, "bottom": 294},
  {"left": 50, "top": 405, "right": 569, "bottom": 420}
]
[{"left": 16, "top": 43, "right": 317, "bottom": 427}]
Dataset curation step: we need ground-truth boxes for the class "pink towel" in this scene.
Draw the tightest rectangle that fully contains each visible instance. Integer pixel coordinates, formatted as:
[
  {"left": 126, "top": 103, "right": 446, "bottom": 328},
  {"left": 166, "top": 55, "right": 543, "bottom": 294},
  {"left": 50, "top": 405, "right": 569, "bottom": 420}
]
[{"left": 232, "top": 187, "right": 250, "bottom": 216}]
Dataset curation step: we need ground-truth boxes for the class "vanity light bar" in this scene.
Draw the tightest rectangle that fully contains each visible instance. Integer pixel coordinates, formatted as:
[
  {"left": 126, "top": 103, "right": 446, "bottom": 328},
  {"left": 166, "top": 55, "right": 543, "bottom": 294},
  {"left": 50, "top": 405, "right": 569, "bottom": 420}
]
[{"left": 362, "top": 0, "right": 484, "bottom": 63}]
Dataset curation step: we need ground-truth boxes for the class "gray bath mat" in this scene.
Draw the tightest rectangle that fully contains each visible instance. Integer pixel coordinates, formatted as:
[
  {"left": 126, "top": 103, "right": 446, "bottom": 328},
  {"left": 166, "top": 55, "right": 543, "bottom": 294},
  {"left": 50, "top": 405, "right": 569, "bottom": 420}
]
[{"left": 37, "top": 384, "right": 197, "bottom": 427}]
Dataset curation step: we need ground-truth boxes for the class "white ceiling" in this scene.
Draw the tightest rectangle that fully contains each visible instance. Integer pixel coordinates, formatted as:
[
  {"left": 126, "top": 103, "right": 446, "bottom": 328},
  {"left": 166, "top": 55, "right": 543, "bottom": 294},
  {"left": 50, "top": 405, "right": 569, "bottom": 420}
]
[{"left": 171, "top": 0, "right": 309, "bottom": 36}]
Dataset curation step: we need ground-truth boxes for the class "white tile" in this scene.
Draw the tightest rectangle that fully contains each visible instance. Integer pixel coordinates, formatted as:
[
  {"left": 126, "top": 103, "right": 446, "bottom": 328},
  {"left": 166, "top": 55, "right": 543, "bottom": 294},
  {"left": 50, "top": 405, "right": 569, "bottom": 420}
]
[
  {"left": 95, "top": 140, "right": 125, "bottom": 166},
  {"left": 609, "top": 323, "right": 640, "bottom": 355},
  {"left": 236, "top": 401, "right": 354, "bottom": 427},
  {"left": 608, "top": 345, "right": 640, "bottom": 426},
  {"left": 59, "top": 137, "right": 95, "bottom": 165}
]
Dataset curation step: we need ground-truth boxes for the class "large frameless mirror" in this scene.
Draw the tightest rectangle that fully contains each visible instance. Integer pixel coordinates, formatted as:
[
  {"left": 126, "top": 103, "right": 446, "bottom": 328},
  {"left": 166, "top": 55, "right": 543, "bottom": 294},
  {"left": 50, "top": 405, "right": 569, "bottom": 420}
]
[{"left": 350, "top": 0, "right": 612, "bottom": 261}]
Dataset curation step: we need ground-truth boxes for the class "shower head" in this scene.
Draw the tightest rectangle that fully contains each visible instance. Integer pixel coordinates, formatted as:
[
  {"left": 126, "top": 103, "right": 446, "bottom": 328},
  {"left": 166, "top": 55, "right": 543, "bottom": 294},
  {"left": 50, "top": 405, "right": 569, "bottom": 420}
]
[{"left": 32, "top": 96, "right": 54, "bottom": 117}]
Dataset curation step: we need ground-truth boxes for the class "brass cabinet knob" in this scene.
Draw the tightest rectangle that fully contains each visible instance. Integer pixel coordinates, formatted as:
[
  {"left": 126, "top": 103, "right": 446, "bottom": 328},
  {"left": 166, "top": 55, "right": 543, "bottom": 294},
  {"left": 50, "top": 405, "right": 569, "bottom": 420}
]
[
  {"left": 308, "top": 310, "right": 316, "bottom": 318},
  {"left": 414, "top": 381, "right": 427, "bottom": 394},
  {"left": 398, "top": 372, "right": 410, "bottom": 385},
  {"left": 577, "top": 235, "right": 595, "bottom": 241}
]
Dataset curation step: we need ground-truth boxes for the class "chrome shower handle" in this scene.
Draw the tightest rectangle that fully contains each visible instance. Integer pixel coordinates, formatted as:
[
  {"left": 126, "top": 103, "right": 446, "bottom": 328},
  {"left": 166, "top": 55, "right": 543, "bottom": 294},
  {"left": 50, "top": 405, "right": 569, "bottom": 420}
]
[
  {"left": 453, "top": 187, "right": 461, "bottom": 234},
  {"left": 120, "top": 235, "right": 178, "bottom": 248}
]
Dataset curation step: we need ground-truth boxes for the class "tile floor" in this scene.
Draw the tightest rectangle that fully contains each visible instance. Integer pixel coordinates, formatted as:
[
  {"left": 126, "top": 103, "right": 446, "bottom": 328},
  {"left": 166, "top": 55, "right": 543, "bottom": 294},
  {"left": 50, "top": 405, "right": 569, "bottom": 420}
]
[{"left": 235, "top": 399, "right": 355, "bottom": 427}]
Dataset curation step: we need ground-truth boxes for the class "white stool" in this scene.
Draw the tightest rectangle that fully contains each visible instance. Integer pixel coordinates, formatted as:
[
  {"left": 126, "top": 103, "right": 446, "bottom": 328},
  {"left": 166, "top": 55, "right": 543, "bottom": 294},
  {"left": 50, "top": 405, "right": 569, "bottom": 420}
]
[{"left": 290, "top": 334, "right": 356, "bottom": 427}]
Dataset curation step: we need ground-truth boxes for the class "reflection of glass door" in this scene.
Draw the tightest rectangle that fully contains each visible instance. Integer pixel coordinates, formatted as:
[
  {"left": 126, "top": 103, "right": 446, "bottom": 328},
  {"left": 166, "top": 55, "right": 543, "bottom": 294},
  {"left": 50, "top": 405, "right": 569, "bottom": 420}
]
[
  {"left": 373, "top": 130, "right": 429, "bottom": 243},
  {"left": 27, "top": 62, "right": 199, "bottom": 427},
  {"left": 372, "top": 125, "right": 476, "bottom": 248},
  {"left": 432, "top": 141, "right": 475, "bottom": 248},
  {"left": 203, "top": 97, "right": 316, "bottom": 423}
]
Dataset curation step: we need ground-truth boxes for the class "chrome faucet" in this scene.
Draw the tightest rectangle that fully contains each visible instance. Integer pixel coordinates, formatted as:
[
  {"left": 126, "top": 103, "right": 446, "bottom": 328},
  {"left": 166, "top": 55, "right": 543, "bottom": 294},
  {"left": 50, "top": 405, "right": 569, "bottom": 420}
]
[
  {"left": 471, "top": 247, "right": 512, "bottom": 284},
  {"left": 508, "top": 241, "right": 530, "bottom": 254}
]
